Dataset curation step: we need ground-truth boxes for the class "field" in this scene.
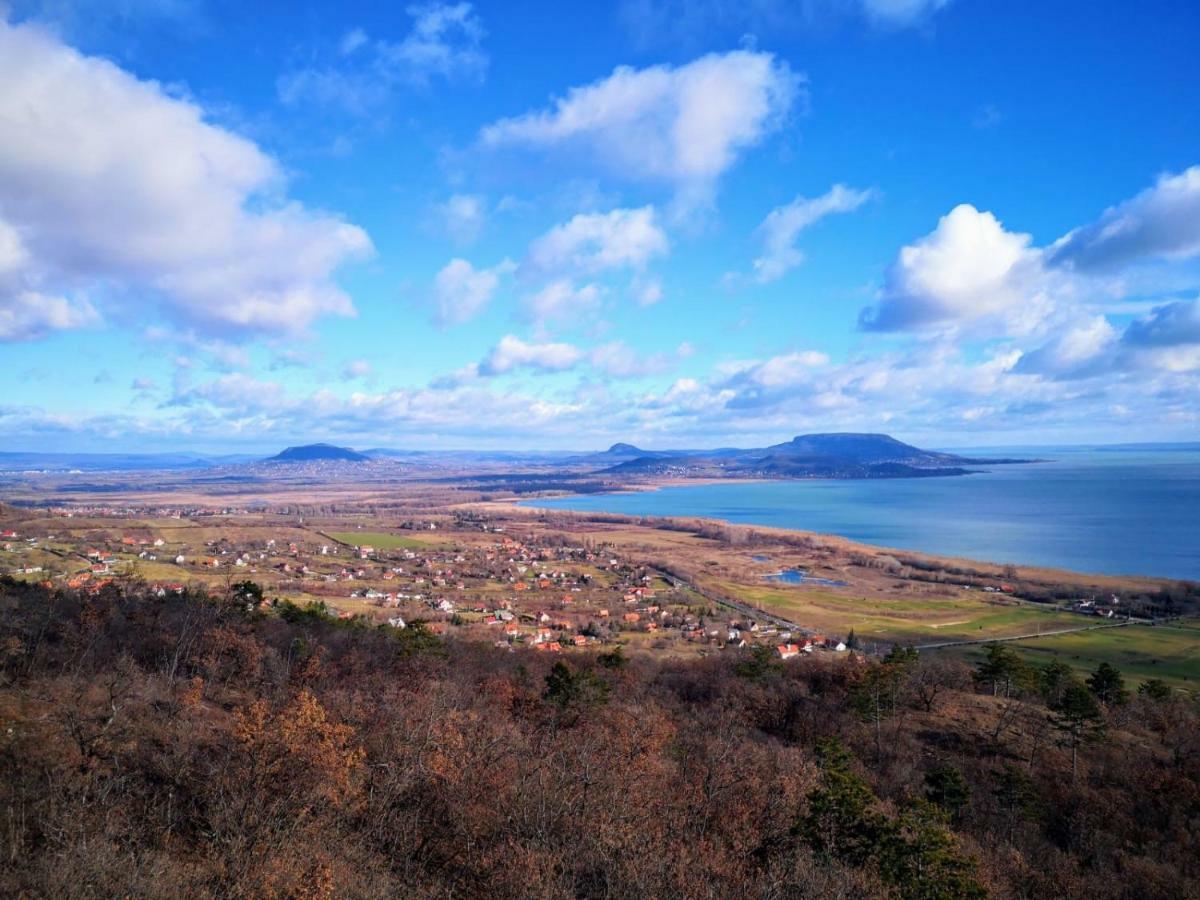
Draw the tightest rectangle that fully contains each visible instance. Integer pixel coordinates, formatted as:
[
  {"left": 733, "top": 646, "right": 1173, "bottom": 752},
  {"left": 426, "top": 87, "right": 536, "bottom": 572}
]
[
  {"left": 323, "top": 530, "right": 440, "bottom": 550},
  {"left": 965, "top": 619, "right": 1200, "bottom": 688},
  {"left": 714, "top": 580, "right": 1087, "bottom": 645}
]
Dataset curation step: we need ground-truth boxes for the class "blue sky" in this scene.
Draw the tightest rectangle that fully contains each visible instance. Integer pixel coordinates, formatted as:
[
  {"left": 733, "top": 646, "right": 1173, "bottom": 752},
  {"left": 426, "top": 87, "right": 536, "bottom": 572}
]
[{"left": 1, "top": 0, "right": 1199, "bottom": 452}]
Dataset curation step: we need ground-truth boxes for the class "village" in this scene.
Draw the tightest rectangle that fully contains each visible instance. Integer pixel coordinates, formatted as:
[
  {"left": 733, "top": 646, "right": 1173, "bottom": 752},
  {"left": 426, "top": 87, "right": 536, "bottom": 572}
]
[{"left": 0, "top": 510, "right": 863, "bottom": 660}]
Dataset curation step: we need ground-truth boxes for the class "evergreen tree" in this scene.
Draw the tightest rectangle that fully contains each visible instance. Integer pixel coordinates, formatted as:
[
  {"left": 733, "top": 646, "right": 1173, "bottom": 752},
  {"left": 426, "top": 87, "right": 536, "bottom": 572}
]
[
  {"left": 924, "top": 763, "right": 970, "bottom": 820},
  {"left": 1138, "top": 678, "right": 1172, "bottom": 701},
  {"left": 880, "top": 799, "right": 988, "bottom": 900},
  {"left": 1050, "top": 681, "right": 1105, "bottom": 781},
  {"left": 1038, "top": 659, "right": 1073, "bottom": 705},
  {"left": 973, "top": 643, "right": 1035, "bottom": 697},
  {"left": 1086, "top": 661, "right": 1129, "bottom": 706},
  {"left": 799, "top": 739, "right": 890, "bottom": 865}
]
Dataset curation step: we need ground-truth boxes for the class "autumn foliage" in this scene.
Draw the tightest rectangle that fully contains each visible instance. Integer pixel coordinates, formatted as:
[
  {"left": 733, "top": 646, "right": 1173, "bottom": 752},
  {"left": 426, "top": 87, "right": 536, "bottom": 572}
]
[{"left": 1, "top": 577, "right": 1198, "bottom": 898}]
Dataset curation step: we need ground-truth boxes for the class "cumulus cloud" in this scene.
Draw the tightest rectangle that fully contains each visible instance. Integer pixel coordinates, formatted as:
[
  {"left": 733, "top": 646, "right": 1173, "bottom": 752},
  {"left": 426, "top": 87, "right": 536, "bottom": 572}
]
[
  {"left": 1117, "top": 297, "right": 1200, "bottom": 373},
  {"left": 751, "top": 184, "right": 876, "bottom": 282},
  {"left": 479, "top": 335, "right": 583, "bottom": 375},
  {"left": 1049, "top": 166, "right": 1200, "bottom": 272},
  {"left": 432, "top": 257, "right": 513, "bottom": 326},
  {"left": 0, "top": 292, "right": 98, "bottom": 342},
  {"left": 588, "top": 340, "right": 680, "bottom": 378},
  {"left": 859, "top": 204, "right": 1054, "bottom": 334},
  {"left": 278, "top": 3, "right": 487, "bottom": 112},
  {"left": 436, "top": 193, "right": 487, "bottom": 244},
  {"left": 0, "top": 19, "right": 371, "bottom": 340},
  {"left": 522, "top": 280, "right": 603, "bottom": 324},
  {"left": 1013, "top": 315, "right": 1119, "bottom": 379},
  {"left": 525, "top": 207, "right": 669, "bottom": 276},
  {"left": 1122, "top": 296, "right": 1200, "bottom": 348},
  {"left": 481, "top": 51, "right": 801, "bottom": 201}
]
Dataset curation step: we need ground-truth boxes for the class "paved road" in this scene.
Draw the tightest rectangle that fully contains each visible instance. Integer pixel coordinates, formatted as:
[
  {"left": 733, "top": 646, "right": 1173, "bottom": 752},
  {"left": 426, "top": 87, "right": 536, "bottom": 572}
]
[{"left": 649, "top": 563, "right": 811, "bottom": 634}]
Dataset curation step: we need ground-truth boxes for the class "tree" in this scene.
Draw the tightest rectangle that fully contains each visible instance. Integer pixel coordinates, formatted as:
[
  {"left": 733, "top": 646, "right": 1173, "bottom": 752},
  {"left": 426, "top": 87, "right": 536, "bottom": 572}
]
[
  {"left": 992, "top": 763, "right": 1039, "bottom": 843},
  {"left": 973, "top": 643, "right": 1035, "bottom": 697},
  {"left": 735, "top": 644, "right": 781, "bottom": 680},
  {"left": 910, "top": 655, "right": 964, "bottom": 713},
  {"left": 597, "top": 646, "right": 627, "bottom": 669},
  {"left": 1038, "top": 659, "right": 1074, "bottom": 705},
  {"left": 799, "top": 739, "right": 889, "bottom": 866},
  {"left": 924, "top": 764, "right": 970, "bottom": 821},
  {"left": 1050, "top": 681, "right": 1105, "bottom": 781},
  {"left": 543, "top": 661, "right": 609, "bottom": 724},
  {"left": 1086, "top": 662, "right": 1129, "bottom": 706},
  {"left": 1138, "top": 677, "right": 1172, "bottom": 701},
  {"left": 880, "top": 799, "right": 988, "bottom": 900},
  {"left": 230, "top": 579, "right": 263, "bottom": 607},
  {"left": 849, "top": 661, "right": 905, "bottom": 755},
  {"left": 845, "top": 628, "right": 860, "bottom": 650}
]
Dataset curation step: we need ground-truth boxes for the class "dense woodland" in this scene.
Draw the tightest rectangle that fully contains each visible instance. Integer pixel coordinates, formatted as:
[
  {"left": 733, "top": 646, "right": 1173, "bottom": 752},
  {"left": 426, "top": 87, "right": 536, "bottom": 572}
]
[{"left": 1, "top": 577, "right": 1198, "bottom": 899}]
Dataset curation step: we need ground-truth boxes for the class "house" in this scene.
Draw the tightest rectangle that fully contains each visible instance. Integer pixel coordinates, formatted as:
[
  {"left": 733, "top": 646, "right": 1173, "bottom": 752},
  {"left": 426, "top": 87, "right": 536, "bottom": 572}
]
[{"left": 777, "top": 644, "right": 801, "bottom": 660}]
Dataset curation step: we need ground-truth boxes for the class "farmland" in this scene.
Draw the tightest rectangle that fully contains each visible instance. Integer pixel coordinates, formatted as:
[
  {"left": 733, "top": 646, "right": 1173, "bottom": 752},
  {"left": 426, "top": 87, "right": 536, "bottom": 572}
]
[
  {"left": 712, "top": 580, "right": 1088, "bottom": 646},
  {"left": 323, "top": 530, "right": 441, "bottom": 550},
  {"left": 965, "top": 618, "right": 1200, "bottom": 688}
]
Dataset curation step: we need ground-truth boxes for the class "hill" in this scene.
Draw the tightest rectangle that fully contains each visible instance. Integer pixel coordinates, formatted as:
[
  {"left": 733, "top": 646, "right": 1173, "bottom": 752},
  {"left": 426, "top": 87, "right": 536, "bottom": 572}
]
[
  {"left": 265, "top": 443, "right": 369, "bottom": 463},
  {"left": 598, "top": 432, "right": 1030, "bottom": 479},
  {"left": 1, "top": 576, "right": 1195, "bottom": 898}
]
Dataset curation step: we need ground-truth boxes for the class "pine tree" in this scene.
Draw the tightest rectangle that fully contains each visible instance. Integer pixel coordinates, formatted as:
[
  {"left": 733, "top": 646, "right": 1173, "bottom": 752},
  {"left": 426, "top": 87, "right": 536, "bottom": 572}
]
[
  {"left": 880, "top": 799, "right": 988, "bottom": 900},
  {"left": 1050, "top": 681, "right": 1105, "bottom": 781},
  {"left": 1086, "top": 661, "right": 1129, "bottom": 706}
]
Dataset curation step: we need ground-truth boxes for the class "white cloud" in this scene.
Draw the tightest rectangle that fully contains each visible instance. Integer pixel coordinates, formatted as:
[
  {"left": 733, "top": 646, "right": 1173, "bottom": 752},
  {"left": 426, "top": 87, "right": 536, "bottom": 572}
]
[
  {"left": 0, "top": 292, "right": 98, "bottom": 342},
  {"left": 859, "top": 0, "right": 951, "bottom": 26},
  {"left": 342, "top": 359, "right": 374, "bottom": 380},
  {"left": 437, "top": 193, "right": 487, "bottom": 244},
  {"left": 386, "top": 2, "right": 487, "bottom": 84},
  {"left": 1050, "top": 166, "right": 1200, "bottom": 272},
  {"left": 751, "top": 184, "right": 876, "bottom": 282},
  {"left": 479, "top": 335, "right": 583, "bottom": 375},
  {"left": 1014, "top": 315, "right": 1118, "bottom": 379},
  {"left": 522, "top": 280, "right": 603, "bottom": 323},
  {"left": 481, "top": 51, "right": 801, "bottom": 200},
  {"left": 588, "top": 340, "right": 677, "bottom": 378},
  {"left": 525, "top": 207, "right": 669, "bottom": 276},
  {"left": 432, "top": 257, "right": 512, "bottom": 325},
  {"left": 635, "top": 277, "right": 663, "bottom": 306},
  {"left": 1116, "top": 297, "right": 1200, "bottom": 373},
  {"left": 747, "top": 350, "right": 831, "bottom": 386},
  {"left": 339, "top": 27, "right": 368, "bottom": 55},
  {"left": 278, "top": 3, "right": 487, "bottom": 113},
  {"left": 860, "top": 204, "right": 1054, "bottom": 334},
  {"left": 0, "top": 20, "right": 371, "bottom": 340}
]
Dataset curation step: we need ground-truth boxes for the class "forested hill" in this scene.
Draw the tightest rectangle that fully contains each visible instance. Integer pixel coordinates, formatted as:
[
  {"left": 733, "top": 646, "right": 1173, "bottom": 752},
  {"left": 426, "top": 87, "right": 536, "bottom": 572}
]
[{"left": 1, "top": 577, "right": 1197, "bottom": 898}]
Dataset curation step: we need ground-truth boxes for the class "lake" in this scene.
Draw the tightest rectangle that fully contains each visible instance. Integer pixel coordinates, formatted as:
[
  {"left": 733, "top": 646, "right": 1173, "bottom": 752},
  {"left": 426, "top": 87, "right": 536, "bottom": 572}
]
[{"left": 522, "top": 446, "right": 1200, "bottom": 581}]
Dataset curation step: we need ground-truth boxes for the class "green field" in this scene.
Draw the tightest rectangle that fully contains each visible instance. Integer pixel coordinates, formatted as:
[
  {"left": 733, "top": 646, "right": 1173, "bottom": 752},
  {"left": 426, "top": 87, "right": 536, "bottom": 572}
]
[
  {"left": 715, "top": 580, "right": 1085, "bottom": 644},
  {"left": 324, "top": 531, "right": 437, "bottom": 550},
  {"left": 979, "top": 620, "right": 1200, "bottom": 689}
]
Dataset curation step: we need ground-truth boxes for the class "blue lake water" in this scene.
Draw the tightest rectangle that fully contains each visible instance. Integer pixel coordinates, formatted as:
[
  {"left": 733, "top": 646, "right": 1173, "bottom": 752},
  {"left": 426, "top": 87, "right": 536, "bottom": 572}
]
[{"left": 523, "top": 446, "right": 1200, "bottom": 581}]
